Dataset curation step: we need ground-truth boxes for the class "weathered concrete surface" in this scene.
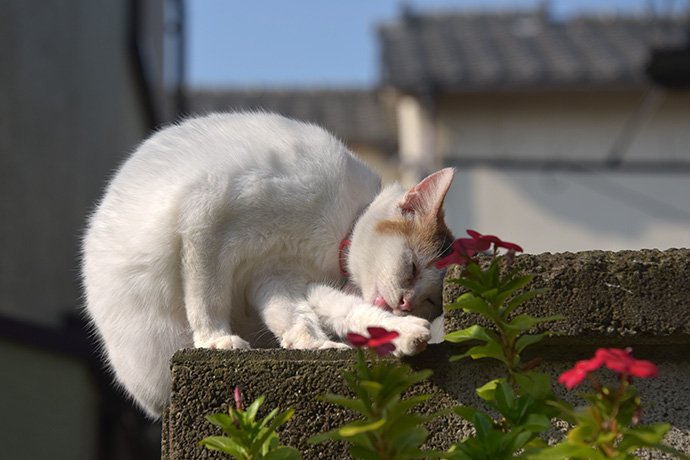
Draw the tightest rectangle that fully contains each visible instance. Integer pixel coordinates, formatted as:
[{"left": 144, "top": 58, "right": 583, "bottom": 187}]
[
  {"left": 444, "top": 248, "right": 690, "bottom": 346},
  {"left": 164, "top": 346, "right": 471, "bottom": 460},
  {"left": 164, "top": 249, "right": 690, "bottom": 459},
  {"left": 164, "top": 345, "right": 690, "bottom": 460}
]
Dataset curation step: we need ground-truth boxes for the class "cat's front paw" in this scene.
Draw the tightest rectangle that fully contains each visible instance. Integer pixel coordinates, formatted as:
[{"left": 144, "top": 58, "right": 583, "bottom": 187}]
[
  {"left": 318, "top": 340, "right": 351, "bottom": 350},
  {"left": 198, "top": 334, "right": 250, "bottom": 350},
  {"left": 388, "top": 317, "right": 431, "bottom": 357}
]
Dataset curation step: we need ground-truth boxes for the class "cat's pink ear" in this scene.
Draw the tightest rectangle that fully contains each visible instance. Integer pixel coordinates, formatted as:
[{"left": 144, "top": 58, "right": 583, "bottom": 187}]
[{"left": 400, "top": 168, "right": 455, "bottom": 222}]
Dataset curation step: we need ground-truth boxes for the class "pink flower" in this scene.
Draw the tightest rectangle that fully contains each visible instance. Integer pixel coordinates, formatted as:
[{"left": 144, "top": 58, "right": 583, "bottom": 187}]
[
  {"left": 347, "top": 327, "right": 399, "bottom": 357},
  {"left": 559, "top": 348, "right": 659, "bottom": 390},
  {"left": 435, "top": 230, "right": 523, "bottom": 269},
  {"left": 234, "top": 387, "right": 242, "bottom": 410},
  {"left": 595, "top": 348, "right": 659, "bottom": 378},
  {"left": 466, "top": 230, "right": 524, "bottom": 253},
  {"left": 435, "top": 235, "right": 489, "bottom": 269},
  {"left": 558, "top": 356, "right": 604, "bottom": 389}
]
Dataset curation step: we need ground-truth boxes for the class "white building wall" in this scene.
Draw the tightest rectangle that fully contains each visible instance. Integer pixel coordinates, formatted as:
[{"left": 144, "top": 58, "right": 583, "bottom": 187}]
[
  {"left": 445, "top": 167, "right": 690, "bottom": 254},
  {"left": 397, "top": 95, "right": 436, "bottom": 186},
  {"left": 433, "top": 90, "right": 690, "bottom": 253},
  {"left": 436, "top": 91, "right": 690, "bottom": 163}
]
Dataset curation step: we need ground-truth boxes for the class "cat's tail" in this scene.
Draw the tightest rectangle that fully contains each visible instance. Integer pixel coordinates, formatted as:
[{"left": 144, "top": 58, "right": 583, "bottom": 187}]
[
  {"left": 87, "top": 295, "right": 190, "bottom": 419},
  {"left": 82, "top": 240, "right": 192, "bottom": 419}
]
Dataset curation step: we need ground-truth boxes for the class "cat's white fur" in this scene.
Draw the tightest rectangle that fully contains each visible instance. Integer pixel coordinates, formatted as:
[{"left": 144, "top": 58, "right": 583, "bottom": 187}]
[{"left": 82, "top": 112, "right": 455, "bottom": 418}]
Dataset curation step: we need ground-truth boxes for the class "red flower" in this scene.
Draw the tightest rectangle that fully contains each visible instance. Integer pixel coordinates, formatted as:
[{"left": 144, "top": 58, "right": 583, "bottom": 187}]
[
  {"left": 466, "top": 230, "right": 524, "bottom": 253},
  {"left": 347, "top": 327, "right": 399, "bottom": 357},
  {"left": 558, "top": 356, "right": 604, "bottom": 389},
  {"left": 595, "top": 348, "right": 659, "bottom": 378},
  {"left": 435, "top": 230, "right": 523, "bottom": 269},
  {"left": 559, "top": 348, "right": 659, "bottom": 390},
  {"left": 435, "top": 238, "right": 486, "bottom": 268}
]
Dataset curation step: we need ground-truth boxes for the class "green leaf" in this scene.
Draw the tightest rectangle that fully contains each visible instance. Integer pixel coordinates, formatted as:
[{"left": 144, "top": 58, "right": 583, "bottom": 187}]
[
  {"left": 500, "top": 428, "right": 535, "bottom": 456},
  {"left": 343, "top": 372, "right": 371, "bottom": 403},
  {"left": 617, "top": 423, "right": 671, "bottom": 452},
  {"left": 444, "top": 325, "right": 494, "bottom": 344},
  {"left": 506, "top": 314, "right": 538, "bottom": 332},
  {"left": 388, "top": 394, "right": 433, "bottom": 418},
  {"left": 360, "top": 380, "right": 383, "bottom": 397},
  {"left": 348, "top": 445, "right": 381, "bottom": 460},
  {"left": 199, "top": 436, "right": 247, "bottom": 459},
  {"left": 446, "top": 278, "right": 486, "bottom": 295},
  {"left": 450, "top": 340, "right": 508, "bottom": 364},
  {"left": 515, "top": 372, "right": 552, "bottom": 400},
  {"left": 395, "top": 426, "right": 429, "bottom": 454},
  {"left": 453, "top": 405, "right": 481, "bottom": 422},
  {"left": 268, "top": 408, "right": 294, "bottom": 432},
  {"left": 465, "top": 263, "right": 486, "bottom": 283},
  {"left": 500, "top": 274, "right": 534, "bottom": 297},
  {"left": 206, "top": 413, "right": 238, "bottom": 433},
  {"left": 493, "top": 381, "right": 516, "bottom": 417},
  {"left": 472, "top": 412, "right": 496, "bottom": 440},
  {"left": 515, "top": 333, "right": 548, "bottom": 354},
  {"left": 245, "top": 395, "right": 265, "bottom": 422},
  {"left": 482, "top": 288, "right": 499, "bottom": 304},
  {"left": 504, "top": 315, "right": 566, "bottom": 341},
  {"left": 489, "top": 259, "right": 502, "bottom": 284},
  {"left": 322, "top": 394, "right": 368, "bottom": 415},
  {"left": 521, "top": 413, "right": 552, "bottom": 433},
  {"left": 258, "top": 407, "right": 280, "bottom": 430},
  {"left": 264, "top": 446, "right": 303, "bottom": 460},
  {"left": 387, "top": 369, "right": 433, "bottom": 396},
  {"left": 503, "top": 288, "right": 549, "bottom": 319},
  {"left": 450, "top": 296, "right": 499, "bottom": 321},
  {"left": 307, "top": 428, "right": 341, "bottom": 445},
  {"left": 388, "top": 414, "right": 428, "bottom": 442},
  {"left": 339, "top": 418, "right": 387, "bottom": 437},
  {"left": 499, "top": 266, "right": 524, "bottom": 285},
  {"left": 476, "top": 378, "right": 504, "bottom": 401},
  {"left": 528, "top": 441, "right": 610, "bottom": 460}
]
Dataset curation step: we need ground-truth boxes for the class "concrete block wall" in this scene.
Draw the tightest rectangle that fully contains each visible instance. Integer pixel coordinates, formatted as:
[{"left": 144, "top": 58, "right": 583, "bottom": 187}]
[{"left": 163, "top": 249, "right": 690, "bottom": 459}]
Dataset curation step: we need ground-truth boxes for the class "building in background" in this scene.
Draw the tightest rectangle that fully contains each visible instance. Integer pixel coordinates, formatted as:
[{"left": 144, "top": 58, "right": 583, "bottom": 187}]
[
  {"left": 379, "top": 8, "right": 690, "bottom": 253},
  {"left": 2, "top": 2, "right": 689, "bottom": 459},
  {"left": 0, "top": 0, "right": 184, "bottom": 459},
  {"left": 186, "top": 88, "right": 400, "bottom": 183}
]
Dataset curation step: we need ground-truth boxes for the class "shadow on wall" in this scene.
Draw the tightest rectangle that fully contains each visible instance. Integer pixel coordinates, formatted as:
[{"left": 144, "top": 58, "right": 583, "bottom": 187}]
[
  {"left": 518, "top": 167, "right": 690, "bottom": 237},
  {"left": 443, "top": 165, "right": 690, "bottom": 252}
]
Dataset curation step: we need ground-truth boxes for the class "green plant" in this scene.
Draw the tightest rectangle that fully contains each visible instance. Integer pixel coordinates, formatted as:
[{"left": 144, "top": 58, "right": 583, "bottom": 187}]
[
  {"left": 438, "top": 230, "right": 563, "bottom": 383},
  {"left": 200, "top": 387, "right": 301, "bottom": 460},
  {"left": 439, "top": 230, "right": 688, "bottom": 460},
  {"left": 308, "top": 327, "right": 447, "bottom": 460},
  {"left": 528, "top": 348, "right": 688, "bottom": 460},
  {"left": 436, "top": 230, "right": 563, "bottom": 459}
]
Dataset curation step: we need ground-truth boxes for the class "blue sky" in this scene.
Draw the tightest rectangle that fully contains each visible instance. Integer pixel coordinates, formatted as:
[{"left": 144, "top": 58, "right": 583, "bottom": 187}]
[{"left": 186, "top": 0, "right": 685, "bottom": 88}]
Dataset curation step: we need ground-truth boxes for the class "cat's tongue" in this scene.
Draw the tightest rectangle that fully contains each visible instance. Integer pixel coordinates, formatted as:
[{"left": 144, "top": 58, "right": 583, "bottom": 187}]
[{"left": 373, "top": 295, "right": 392, "bottom": 312}]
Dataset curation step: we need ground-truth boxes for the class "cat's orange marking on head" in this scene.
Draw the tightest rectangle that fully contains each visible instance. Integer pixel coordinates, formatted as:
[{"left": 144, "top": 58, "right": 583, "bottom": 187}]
[
  {"left": 375, "top": 211, "right": 454, "bottom": 260},
  {"left": 374, "top": 219, "right": 414, "bottom": 237}
]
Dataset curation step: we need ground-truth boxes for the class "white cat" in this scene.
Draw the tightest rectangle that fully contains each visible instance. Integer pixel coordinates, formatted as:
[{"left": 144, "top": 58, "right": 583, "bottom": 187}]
[{"left": 82, "top": 112, "right": 455, "bottom": 418}]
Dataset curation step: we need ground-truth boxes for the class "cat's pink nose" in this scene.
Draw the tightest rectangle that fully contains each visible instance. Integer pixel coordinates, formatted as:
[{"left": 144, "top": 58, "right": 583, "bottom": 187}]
[{"left": 398, "top": 297, "right": 413, "bottom": 312}]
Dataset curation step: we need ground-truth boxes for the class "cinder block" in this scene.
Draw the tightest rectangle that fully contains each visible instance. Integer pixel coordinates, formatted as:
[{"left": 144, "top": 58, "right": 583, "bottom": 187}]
[{"left": 163, "top": 249, "right": 690, "bottom": 459}]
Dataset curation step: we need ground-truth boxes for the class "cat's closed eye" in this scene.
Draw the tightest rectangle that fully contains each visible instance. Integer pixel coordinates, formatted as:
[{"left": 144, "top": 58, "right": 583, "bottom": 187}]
[{"left": 405, "top": 261, "right": 419, "bottom": 286}]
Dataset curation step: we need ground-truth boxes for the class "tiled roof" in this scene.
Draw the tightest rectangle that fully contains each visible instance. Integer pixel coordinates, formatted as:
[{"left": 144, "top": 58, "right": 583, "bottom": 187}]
[
  {"left": 186, "top": 89, "right": 397, "bottom": 149},
  {"left": 379, "top": 10, "right": 688, "bottom": 92}
]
